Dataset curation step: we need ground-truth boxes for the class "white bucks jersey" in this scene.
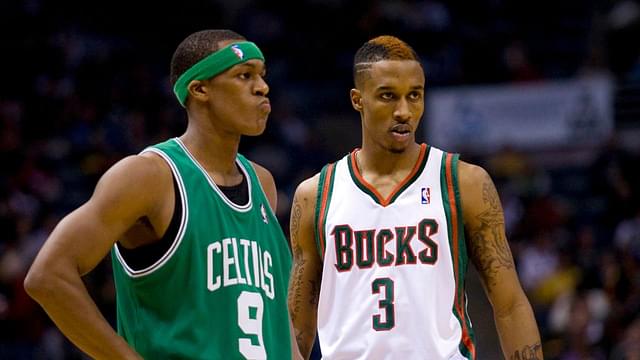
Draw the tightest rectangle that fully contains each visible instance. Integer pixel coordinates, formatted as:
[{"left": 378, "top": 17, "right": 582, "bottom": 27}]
[{"left": 315, "top": 144, "right": 476, "bottom": 360}]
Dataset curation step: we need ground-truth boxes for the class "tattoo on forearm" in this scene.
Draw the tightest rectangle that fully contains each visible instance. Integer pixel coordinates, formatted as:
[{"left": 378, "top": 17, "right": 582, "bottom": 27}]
[
  {"left": 308, "top": 266, "right": 322, "bottom": 306},
  {"left": 288, "top": 196, "right": 306, "bottom": 324},
  {"left": 468, "top": 182, "right": 514, "bottom": 290},
  {"left": 509, "top": 342, "right": 542, "bottom": 360}
]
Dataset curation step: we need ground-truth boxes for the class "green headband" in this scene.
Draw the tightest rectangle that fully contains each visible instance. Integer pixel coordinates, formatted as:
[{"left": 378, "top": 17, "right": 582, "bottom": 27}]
[{"left": 173, "top": 41, "right": 265, "bottom": 107}]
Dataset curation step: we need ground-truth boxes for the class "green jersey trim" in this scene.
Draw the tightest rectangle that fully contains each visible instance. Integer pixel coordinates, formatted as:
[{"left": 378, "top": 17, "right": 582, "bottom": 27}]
[
  {"left": 314, "top": 163, "right": 337, "bottom": 260},
  {"left": 113, "top": 147, "right": 189, "bottom": 278},
  {"left": 174, "top": 138, "right": 253, "bottom": 212},
  {"left": 441, "top": 153, "right": 476, "bottom": 359}
]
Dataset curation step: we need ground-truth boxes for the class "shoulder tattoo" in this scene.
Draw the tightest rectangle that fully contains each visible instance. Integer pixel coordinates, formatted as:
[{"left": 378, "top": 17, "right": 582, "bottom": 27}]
[
  {"left": 468, "top": 181, "right": 515, "bottom": 290},
  {"left": 288, "top": 195, "right": 306, "bottom": 322}
]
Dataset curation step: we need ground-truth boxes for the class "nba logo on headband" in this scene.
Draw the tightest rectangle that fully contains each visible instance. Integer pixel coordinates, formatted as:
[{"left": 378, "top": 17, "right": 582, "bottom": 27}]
[{"left": 231, "top": 45, "right": 244, "bottom": 59}]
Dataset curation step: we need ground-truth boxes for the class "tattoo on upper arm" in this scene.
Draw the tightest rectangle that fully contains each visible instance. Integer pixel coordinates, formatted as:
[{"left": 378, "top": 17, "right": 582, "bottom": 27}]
[
  {"left": 290, "top": 196, "right": 302, "bottom": 247},
  {"left": 509, "top": 342, "right": 542, "bottom": 360},
  {"left": 288, "top": 190, "right": 322, "bottom": 357},
  {"left": 309, "top": 266, "right": 321, "bottom": 306},
  {"left": 468, "top": 181, "right": 515, "bottom": 290},
  {"left": 288, "top": 195, "right": 306, "bottom": 323}
]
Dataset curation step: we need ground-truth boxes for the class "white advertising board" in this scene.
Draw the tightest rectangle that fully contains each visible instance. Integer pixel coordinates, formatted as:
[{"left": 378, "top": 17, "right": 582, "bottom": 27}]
[{"left": 425, "top": 75, "right": 614, "bottom": 153}]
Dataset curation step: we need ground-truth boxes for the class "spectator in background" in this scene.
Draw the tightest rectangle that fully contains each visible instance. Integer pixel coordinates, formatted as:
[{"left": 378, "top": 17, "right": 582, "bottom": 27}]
[
  {"left": 610, "top": 316, "right": 640, "bottom": 360},
  {"left": 614, "top": 206, "right": 640, "bottom": 259}
]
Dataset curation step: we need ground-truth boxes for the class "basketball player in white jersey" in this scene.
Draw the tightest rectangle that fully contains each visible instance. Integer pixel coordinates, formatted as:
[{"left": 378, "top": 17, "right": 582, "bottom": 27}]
[{"left": 288, "top": 35, "right": 542, "bottom": 360}]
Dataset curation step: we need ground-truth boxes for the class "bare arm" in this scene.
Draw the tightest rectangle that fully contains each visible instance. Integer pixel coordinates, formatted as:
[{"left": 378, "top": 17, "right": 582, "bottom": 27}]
[
  {"left": 23, "top": 154, "right": 172, "bottom": 360},
  {"left": 459, "top": 161, "right": 543, "bottom": 360},
  {"left": 289, "top": 313, "right": 304, "bottom": 360},
  {"left": 288, "top": 175, "right": 323, "bottom": 359},
  {"left": 252, "top": 161, "right": 303, "bottom": 360}
]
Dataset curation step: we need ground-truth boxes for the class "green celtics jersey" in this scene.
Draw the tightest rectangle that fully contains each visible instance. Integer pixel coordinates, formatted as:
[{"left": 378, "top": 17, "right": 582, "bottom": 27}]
[{"left": 111, "top": 138, "right": 292, "bottom": 360}]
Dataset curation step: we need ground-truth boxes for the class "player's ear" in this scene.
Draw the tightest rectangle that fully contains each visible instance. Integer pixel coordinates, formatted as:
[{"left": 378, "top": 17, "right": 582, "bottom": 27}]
[
  {"left": 188, "top": 80, "right": 208, "bottom": 103},
  {"left": 350, "top": 89, "right": 363, "bottom": 111}
]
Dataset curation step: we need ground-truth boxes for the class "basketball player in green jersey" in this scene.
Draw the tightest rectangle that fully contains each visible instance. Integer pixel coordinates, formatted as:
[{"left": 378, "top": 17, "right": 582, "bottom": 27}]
[
  {"left": 25, "top": 29, "right": 299, "bottom": 359},
  {"left": 288, "top": 36, "right": 542, "bottom": 359}
]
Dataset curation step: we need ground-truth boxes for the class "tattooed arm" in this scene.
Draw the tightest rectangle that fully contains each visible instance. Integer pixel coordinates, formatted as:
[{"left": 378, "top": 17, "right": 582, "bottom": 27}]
[
  {"left": 458, "top": 161, "right": 543, "bottom": 360},
  {"left": 288, "top": 175, "right": 323, "bottom": 359}
]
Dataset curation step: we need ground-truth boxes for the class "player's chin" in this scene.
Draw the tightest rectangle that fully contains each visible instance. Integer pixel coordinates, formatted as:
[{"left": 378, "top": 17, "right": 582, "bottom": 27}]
[
  {"left": 387, "top": 142, "right": 410, "bottom": 154},
  {"left": 386, "top": 133, "right": 414, "bottom": 153},
  {"left": 244, "top": 117, "right": 268, "bottom": 136}
]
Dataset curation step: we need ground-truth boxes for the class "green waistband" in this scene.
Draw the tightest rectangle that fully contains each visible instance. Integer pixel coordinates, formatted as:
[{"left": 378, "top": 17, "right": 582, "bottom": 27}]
[{"left": 173, "top": 41, "right": 265, "bottom": 107}]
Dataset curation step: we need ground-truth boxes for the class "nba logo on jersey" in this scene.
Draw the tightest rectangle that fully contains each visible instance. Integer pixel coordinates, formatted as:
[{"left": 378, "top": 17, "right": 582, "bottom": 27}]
[
  {"left": 421, "top": 187, "right": 430, "bottom": 204},
  {"left": 231, "top": 45, "right": 244, "bottom": 59},
  {"left": 260, "top": 204, "right": 269, "bottom": 224}
]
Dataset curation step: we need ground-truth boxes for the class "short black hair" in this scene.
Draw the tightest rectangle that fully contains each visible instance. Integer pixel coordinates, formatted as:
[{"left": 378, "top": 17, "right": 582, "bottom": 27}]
[
  {"left": 353, "top": 35, "right": 421, "bottom": 88},
  {"left": 170, "top": 29, "right": 246, "bottom": 86}
]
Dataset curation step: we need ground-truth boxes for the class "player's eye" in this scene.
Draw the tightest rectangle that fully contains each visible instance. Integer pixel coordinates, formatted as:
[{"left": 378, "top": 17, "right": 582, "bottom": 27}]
[
  {"left": 408, "top": 91, "right": 422, "bottom": 101},
  {"left": 380, "top": 92, "right": 394, "bottom": 100}
]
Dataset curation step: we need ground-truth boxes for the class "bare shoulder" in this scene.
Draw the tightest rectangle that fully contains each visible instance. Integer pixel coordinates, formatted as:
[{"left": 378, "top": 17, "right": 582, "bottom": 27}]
[
  {"left": 89, "top": 152, "right": 173, "bottom": 217},
  {"left": 293, "top": 173, "right": 321, "bottom": 209},
  {"left": 249, "top": 160, "right": 278, "bottom": 210},
  {"left": 97, "top": 153, "right": 171, "bottom": 196},
  {"left": 116, "top": 152, "right": 171, "bottom": 179},
  {"left": 457, "top": 160, "right": 492, "bottom": 192},
  {"left": 290, "top": 173, "right": 321, "bottom": 242},
  {"left": 249, "top": 160, "right": 274, "bottom": 183},
  {"left": 457, "top": 160, "right": 499, "bottom": 218}
]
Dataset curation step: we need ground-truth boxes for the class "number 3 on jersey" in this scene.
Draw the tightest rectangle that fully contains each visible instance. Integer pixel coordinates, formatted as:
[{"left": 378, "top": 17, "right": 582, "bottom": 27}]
[
  {"left": 372, "top": 278, "right": 395, "bottom": 331},
  {"left": 238, "top": 291, "right": 266, "bottom": 359}
]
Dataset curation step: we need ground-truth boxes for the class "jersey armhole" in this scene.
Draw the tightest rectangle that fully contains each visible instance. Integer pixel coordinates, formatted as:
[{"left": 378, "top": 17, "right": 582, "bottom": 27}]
[
  {"left": 116, "top": 176, "right": 182, "bottom": 270},
  {"left": 314, "top": 162, "right": 336, "bottom": 260},
  {"left": 113, "top": 148, "right": 189, "bottom": 278}
]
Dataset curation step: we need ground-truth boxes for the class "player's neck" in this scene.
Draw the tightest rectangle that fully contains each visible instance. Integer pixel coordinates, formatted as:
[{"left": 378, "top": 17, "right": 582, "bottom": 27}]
[
  {"left": 358, "top": 142, "right": 422, "bottom": 176},
  {"left": 180, "top": 123, "right": 242, "bottom": 180}
]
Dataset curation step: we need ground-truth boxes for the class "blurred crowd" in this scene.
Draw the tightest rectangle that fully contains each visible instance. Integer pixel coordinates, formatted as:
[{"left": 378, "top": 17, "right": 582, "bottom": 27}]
[{"left": 1, "top": 0, "right": 640, "bottom": 359}]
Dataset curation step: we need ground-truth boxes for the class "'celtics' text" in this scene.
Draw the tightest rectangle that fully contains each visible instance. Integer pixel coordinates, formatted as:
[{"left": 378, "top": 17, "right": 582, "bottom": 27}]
[{"left": 207, "top": 238, "right": 274, "bottom": 299}]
